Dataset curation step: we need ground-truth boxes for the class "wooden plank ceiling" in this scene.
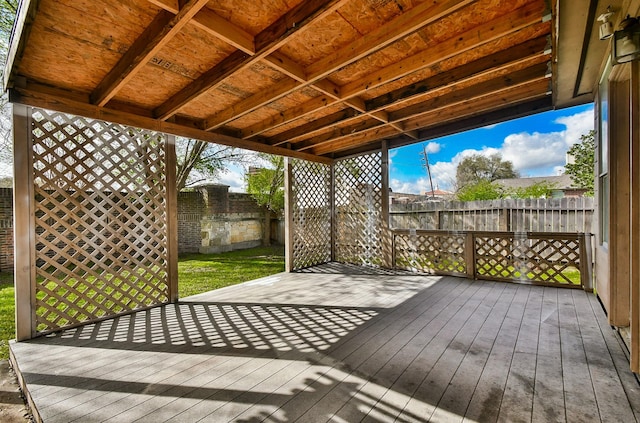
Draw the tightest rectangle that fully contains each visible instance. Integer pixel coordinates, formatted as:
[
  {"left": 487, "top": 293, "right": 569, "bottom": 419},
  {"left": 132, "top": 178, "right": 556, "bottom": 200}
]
[{"left": 5, "top": 0, "right": 553, "bottom": 162}]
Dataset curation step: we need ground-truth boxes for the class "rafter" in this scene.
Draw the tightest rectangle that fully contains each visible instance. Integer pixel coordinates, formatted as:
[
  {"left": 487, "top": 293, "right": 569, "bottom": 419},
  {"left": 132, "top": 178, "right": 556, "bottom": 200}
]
[
  {"left": 271, "top": 42, "right": 549, "bottom": 147},
  {"left": 239, "top": 3, "right": 547, "bottom": 140},
  {"left": 11, "top": 84, "right": 332, "bottom": 164},
  {"left": 386, "top": 97, "right": 553, "bottom": 151},
  {"left": 401, "top": 80, "right": 551, "bottom": 133},
  {"left": 203, "top": 0, "right": 476, "bottom": 131},
  {"left": 148, "top": 0, "right": 255, "bottom": 53},
  {"left": 155, "top": 0, "right": 349, "bottom": 121},
  {"left": 91, "top": 0, "right": 210, "bottom": 107},
  {"left": 365, "top": 36, "right": 549, "bottom": 112},
  {"left": 306, "top": 66, "right": 550, "bottom": 155}
]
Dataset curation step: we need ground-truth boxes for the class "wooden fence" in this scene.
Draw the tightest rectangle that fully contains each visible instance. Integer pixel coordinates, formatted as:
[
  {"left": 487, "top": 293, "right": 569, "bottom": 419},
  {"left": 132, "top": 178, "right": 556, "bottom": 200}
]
[
  {"left": 392, "top": 229, "right": 593, "bottom": 290},
  {"left": 390, "top": 197, "right": 594, "bottom": 233}
]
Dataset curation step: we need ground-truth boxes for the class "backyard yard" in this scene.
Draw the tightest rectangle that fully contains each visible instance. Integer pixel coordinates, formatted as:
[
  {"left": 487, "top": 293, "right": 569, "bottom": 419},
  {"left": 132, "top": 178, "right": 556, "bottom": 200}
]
[{"left": 0, "top": 246, "right": 285, "bottom": 360}]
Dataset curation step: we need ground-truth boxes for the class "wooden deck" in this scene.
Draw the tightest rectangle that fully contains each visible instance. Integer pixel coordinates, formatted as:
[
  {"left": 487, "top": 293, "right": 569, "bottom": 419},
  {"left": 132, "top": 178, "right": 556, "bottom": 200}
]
[{"left": 9, "top": 264, "right": 640, "bottom": 422}]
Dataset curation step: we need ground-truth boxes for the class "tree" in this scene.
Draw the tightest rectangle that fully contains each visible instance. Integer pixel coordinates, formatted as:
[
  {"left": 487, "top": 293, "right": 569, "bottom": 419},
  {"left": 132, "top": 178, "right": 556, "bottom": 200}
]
[
  {"left": 245, "top": 154, "right": 285, "bottom": 246},
  {"left": 456, "top": 153, "right": 518, "bottom": 189},
  {"left": 564, "top": 130, "right": 595, "bottom": 196},
  {"left": 457, "top": 179, "right": 505, "bottom": 201},
  {"left": 511, "top": 181, "right": 557, "bottom": 199},
  {"left": 175, "top": 138, "right": 245, "bottom": 191},
  {"left": 0, "top": 1, "right": 18, "bottom": 172}
]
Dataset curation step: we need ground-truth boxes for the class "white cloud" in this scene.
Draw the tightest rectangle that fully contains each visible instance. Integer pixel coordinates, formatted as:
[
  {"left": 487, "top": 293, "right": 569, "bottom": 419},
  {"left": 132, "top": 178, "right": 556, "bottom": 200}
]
[
  {"left": 217, "top": 165, "right": 246, "bottom": 192},
  {"left": 423, "top": 108, "right": 594, "bottom": 190},
  {"left": 424, "top": 142, "right": 442, "bottom": 154},
  {"left": 499, "top": 108, "right": 594, "bottom": 175}
]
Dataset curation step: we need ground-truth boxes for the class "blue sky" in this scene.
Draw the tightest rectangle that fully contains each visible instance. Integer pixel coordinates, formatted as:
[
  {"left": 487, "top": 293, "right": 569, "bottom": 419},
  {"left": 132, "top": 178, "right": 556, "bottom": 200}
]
[{"left": 389, "top": 103, "right": 595, "bottom": 194}]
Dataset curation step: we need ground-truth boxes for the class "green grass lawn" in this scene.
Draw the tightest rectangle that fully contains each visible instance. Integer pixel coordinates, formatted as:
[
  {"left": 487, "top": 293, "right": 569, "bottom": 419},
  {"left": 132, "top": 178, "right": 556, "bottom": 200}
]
[
  {"left": 0, "top": 272, "right": 15, "bottom": 360},
  {"left": 0, "top": 246, "right": 285, "bottom": 359},
  {"left": 178, "top": 246, "right": 285, "bottom": 298}
]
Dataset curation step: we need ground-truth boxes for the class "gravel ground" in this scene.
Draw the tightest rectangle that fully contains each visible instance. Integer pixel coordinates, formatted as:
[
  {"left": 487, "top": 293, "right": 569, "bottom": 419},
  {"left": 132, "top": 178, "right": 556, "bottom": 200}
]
[{"left": 0, "top": 360, "right": 31, "bottom": 422}]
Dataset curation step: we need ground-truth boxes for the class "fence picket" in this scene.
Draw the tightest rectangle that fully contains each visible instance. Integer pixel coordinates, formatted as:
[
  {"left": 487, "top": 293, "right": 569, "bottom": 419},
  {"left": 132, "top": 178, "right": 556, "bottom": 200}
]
[{"left": 390, "top": 197, "right": 594, "bottom": 233}]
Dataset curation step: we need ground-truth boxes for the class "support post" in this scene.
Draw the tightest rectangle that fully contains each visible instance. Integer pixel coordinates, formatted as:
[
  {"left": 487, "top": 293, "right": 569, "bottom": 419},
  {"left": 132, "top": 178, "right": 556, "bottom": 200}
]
[
  {"left": 381, "top": 142, "right": 392, "bottom": 268},
  {"left": 165, "top": 134, "right": 179, "bottom": 302},
  {"left": 580, "top": 233, "right": 594, "bottom": 292},
  {"left": 464, "top": 231, "right": 475, "bottom": 280},
  {"left": 13, "top": 104, "right": 35, "bottom": 341},
  {"left": 284, "top": 157, "right": 295, "bottom": 272},
  {"left": 630, "top": 60, "right": 640, "bottom": 373},
  {"left": 330, "top": 161, "right": 336, "bottom": 263}
]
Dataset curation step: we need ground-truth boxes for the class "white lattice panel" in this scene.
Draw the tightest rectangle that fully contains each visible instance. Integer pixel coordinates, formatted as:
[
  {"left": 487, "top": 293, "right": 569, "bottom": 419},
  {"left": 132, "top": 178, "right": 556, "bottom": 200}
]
[
  {"left": 31, "top": 109, "right": 170, "bottom": 333},
  {"left": 291, "top": 159, "right": 332, "bottom": 270},
  {"left": 334, "top": 152, "right": 383, "bottom": 266}
]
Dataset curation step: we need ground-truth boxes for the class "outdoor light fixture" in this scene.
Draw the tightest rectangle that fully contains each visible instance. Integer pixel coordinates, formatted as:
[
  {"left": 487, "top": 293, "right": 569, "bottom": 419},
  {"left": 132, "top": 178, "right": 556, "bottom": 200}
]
[
  {"left": 598, "top": 8, "right": 615, "bottom": 40},
  {"left": 613, "top": 15, "right": 640, "bottom": 64}
]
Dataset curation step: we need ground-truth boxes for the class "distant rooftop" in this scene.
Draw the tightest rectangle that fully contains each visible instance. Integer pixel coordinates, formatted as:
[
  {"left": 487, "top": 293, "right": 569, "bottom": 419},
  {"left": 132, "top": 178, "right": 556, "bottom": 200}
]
[{"left": 494, "top": 174, "right": 576, "bottom": 190}]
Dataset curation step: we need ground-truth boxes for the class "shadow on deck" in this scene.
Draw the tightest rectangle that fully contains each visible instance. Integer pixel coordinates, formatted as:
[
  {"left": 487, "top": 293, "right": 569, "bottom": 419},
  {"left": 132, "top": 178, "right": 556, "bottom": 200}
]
[{"left": 9, "top": 264, "right": 640, "bottom": 422}]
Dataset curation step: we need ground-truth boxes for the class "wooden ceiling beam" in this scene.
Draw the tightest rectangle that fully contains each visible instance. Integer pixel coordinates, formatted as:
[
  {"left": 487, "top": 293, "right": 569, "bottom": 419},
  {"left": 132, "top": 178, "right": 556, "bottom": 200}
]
[
  {"left": 155, "top": 0, "right": 348, "bottom": 121},
  {"left": 11, "top": 84, "right": 332, "bottom": 165},
  {"left": 310, "top": 125, "right": 401, "bottom": 156},
  {"left": 403, "top": 79, "right": 551, "bottom": 132},
  {"left": 365, "top": 36, "right": 550, "bottom": 112},
  {"left": 240, "top": 4, "right": 547, "bottom": 141},
  {"left": 267, "top": 40, "right": 548, "bottom": 148},
  {"left": 148, "top": 0, "right": 255, "bottom": 53},
  {"left": 391, "top": 62, "right": 550, "bottom": 123},
  {"left": 91, "top": 0, "right": 210, "bottom": 107},
  {"left": 307, "top": 69, "right": 550, "bottom": 156},
  {"left": 154, "top": 50, "right": 250, "bottom": 120},
  {"left": 204, "top": 0, "right": 476, "bottom": 131},
  {"left": 388, "top": 97, "right": 553, "bottom": 150},
  {"left": 341, "top": 2, "right": 547, "bottom": 98},
  {"left": 306, "top": 0, "right": 475, "bottom": 81},
  {"left": 296, "top": 118, "right": 387, "bottom": 151},
  {"left": 270, "top": 108, "right": 360, "bottom": 146},
  {"left": 241, "top": 95, "right": 335, "bottom": 138},
  {"left": 191, "top": 8, "right": 255, "bottom": 54}
]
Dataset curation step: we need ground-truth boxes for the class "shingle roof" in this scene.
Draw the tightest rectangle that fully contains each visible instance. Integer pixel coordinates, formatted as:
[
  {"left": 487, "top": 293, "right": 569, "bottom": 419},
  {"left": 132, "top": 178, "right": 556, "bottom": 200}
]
[{"left": 494, "top": 174, "right": 576, "bottom": 190}]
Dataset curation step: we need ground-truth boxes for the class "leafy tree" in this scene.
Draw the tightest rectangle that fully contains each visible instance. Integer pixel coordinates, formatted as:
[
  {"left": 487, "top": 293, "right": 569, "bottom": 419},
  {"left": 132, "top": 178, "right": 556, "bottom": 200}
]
[
  {"left": 564, "top": 130, "right": 595, "bottom": 196},
  {"left": 246, "top": 154, "right": 285, "bottom": 213},
  {"left": 457, "top": 180, "right": 505, "bottom": 201},
  {"left": 456, "top": 153, "right": 518, "bottom": 189},
  {"left": 245, "top": 154, "right": 284, "bottom": 246},
  {"left": 511, "top": 181, "right": 557, "bottom": 199},
  {"left": 175, "top": 138, "right": 245, "bottom": 190},
  {"left": 0, "top": 0, "right": 18, "bottom": 172}
]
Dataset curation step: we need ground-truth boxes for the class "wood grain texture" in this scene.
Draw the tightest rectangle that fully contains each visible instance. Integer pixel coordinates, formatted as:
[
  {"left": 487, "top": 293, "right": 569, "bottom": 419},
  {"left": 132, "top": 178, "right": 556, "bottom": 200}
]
[{"left": 10, "top": 266, "right": 640, "bottom": 422}]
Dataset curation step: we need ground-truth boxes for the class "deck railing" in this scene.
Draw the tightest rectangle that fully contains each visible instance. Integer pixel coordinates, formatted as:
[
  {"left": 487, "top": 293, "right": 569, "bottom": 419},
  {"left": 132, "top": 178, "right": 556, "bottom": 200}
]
[{"left": 391, "top": 230, "right": 593, "bottom": 290}]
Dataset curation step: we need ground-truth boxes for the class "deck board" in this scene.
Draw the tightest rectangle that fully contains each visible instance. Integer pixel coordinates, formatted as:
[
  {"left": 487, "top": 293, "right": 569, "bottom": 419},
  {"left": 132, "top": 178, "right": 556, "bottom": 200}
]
[{"left": 9, "top": 264, "right": 640, "bottom": 422}]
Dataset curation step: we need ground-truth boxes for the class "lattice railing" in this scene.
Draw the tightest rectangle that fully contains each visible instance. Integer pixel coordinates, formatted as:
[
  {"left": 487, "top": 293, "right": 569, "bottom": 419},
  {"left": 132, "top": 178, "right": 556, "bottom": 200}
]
[
  {"left": 391, "top": 230, "right": 593, "bottom": 289},
  {"left": 474, "top": 232, "right": 585, "bottom": 285},
  {"left": 31, "top": 109, "right": 170, "bottom": 334},
  {"left": 393, "top": 230, "right": 467, "bottom": 276},
  {"left": 334, "top": 152, "right": 383, "bottom": 266},
  {"left": 290, "top": 159, "right": 332, "bottom": 270}
]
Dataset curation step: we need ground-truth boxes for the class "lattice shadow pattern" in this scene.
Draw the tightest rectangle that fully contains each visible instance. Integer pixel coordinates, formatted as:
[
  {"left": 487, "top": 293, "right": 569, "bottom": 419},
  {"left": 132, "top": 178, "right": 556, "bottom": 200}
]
[
  {"left": 475, "top": 234, "right": 581, "bottom": 285},
  {"left": 32, "top": 109, "right": 170, "bottom": 333},
  {"left": 394, "top": 232, "right": 466, "bottom": 276},
  {"left": 334, "top": 153, "right": 383, "bottom": 267},
  {"left": 291, "top": 159, "right": 332, "bottom": 270}
]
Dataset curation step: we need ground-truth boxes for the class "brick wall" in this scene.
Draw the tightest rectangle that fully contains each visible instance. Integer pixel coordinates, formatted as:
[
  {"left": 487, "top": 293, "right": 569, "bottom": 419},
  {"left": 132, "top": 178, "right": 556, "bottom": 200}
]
[
  {"left": 177, "top": 190, "right": 204, "bottom": 254},
  {"left": 178, "top": 184, "right": 282, "bottom": 254},
  {"left": 228, "top": 193, "right": 264, "bottom": 214},
  {"left": 0, "top": 188, "right": 13, "bottom": 272}
]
